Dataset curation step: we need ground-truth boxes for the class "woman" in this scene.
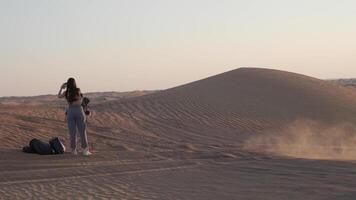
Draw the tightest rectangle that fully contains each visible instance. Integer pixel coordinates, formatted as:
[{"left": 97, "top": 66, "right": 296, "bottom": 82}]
[{"left": 58, "top": 78, "right": 92, "bottom": 156}]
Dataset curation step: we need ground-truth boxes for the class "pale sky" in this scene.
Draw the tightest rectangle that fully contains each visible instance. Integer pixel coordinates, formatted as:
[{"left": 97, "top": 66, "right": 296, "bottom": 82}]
[{"left": 1, "top": 0, "right": 355, "bottom": 97}]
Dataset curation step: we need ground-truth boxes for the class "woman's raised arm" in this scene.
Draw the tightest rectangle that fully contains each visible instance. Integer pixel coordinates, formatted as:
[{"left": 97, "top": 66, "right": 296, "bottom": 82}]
[{"left": 58, "top": 83, "right": 67, "bottom": 98}]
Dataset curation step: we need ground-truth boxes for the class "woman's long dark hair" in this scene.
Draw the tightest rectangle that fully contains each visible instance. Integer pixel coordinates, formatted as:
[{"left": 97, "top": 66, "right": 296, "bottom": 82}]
[{"left": 65, "top": 78, "right": 78, "bottom": 103}]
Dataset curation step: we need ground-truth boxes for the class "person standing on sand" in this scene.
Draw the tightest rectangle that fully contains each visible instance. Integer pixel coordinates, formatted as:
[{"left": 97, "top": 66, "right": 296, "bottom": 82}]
[{"left": 58, "top": 78, "right": 92, "bottom": 156}]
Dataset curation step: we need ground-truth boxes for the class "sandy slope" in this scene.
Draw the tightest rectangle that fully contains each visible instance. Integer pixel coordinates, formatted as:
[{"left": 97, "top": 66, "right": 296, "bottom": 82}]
[{"left": 1, "top": 68, "right": 356, "bottom": 199}]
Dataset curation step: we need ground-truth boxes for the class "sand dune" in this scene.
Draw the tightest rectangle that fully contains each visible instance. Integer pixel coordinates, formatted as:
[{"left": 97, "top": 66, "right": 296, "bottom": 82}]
[{"left": 1, "top": 68, "right": 356, "bottom": 199}]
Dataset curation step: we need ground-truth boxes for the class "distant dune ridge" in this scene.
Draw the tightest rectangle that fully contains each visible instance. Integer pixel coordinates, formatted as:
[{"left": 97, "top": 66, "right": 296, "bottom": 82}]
[
  {"left": 0, "top": 91, "right": 157, "bottom": 106},
  {"left": 329, "top": 78, "right": 356, "bottom": 87},
  {"left": 1, "top": 68, "right": 356, "bottom": 199}
]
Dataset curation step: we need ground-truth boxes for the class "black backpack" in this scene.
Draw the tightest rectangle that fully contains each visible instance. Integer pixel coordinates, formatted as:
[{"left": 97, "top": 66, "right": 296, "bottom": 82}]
[
  {"left": 23, "top": 137, "right": 65, "bottom": 155},
  {"left": 49, "top": 137, "right": 66, "bottom": 154}
]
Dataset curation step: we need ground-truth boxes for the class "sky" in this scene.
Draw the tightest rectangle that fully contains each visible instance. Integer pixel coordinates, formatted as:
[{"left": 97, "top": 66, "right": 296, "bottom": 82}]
[{"left": 0, "top": 0, "right": 355, "bottom": 97}]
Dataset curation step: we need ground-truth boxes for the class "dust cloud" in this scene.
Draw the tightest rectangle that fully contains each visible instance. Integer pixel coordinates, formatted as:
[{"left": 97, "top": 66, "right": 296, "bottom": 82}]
[{"left": 244, "top": 120, "right": 356, "bottom": 160}]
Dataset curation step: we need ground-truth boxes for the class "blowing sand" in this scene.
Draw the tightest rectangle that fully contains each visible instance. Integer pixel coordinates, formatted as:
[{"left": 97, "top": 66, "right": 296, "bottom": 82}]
[{"left": 1, "top": 68, "right": 356, "bottom": 199}]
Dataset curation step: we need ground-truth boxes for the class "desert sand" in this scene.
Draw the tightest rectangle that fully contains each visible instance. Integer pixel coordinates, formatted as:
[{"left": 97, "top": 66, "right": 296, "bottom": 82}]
[{"left": 1, "top": 68, "right": 356, "bottom": 199}]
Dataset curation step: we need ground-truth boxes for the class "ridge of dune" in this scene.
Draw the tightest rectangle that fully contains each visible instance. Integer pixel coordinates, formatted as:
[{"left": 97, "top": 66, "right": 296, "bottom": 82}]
[
  {"left": 95, "top": 67, "right": 356, "bottom": 134},
  {"left": 163, "top": 68, "right": 356, "bottom": 120}
]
